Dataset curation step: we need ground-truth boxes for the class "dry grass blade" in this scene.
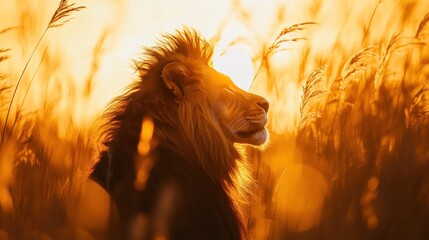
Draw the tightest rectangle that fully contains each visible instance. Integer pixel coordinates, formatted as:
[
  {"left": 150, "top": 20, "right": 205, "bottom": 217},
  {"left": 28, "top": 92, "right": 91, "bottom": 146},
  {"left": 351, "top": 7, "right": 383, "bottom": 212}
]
[
  {"left": 374, "top": 33, "right": 423, "bottom": 89},
  {"left": 0, "top": 73, "right": 9, "bottom": 96},
  {"left": 328, "top": 47, "right": 377, "bottom": 117},
  {"left": 0, "top": 55, "right": 10, "bottom": 62},
  {"left": 0, "top": 27, "right": 18, "bottom": 35},
  {"left": 0, "top": 47, "right": 10, "bottom": 109},
  {"left": 84, "top": 30, "right": 108, "bottom": 98},
  {"left": 48, "top": 0, "right": 86, "bottom": 29},
  {"left": 298, "top": 65, "right": 327, "bottom": 130},
  {"left": 219, "top": 36, "right": 247, "bottom": 56},
  {"left": 408, "top": 79, "right": 429, "bottom": 125},
  {"left": 0, "top": 73, "right": 7, "bottom": 81},
  {"left": 266, "top": 22, "right": 316, "bottom": 58},
  {"left": 0, "top": 48, "right": 10, "bottom": 62},
  {"left": 373, "top": 33, "right": 401, "bottom": 88},
  {"left": 341, "top": 46, "right": 377, "bottom": 83},
  {"left": 19, "top": 48, "right": 48, "bottom": 109},
  {"left": 0, "top": 84, "right": 12, "bottom": 104},
  {"left": 0, "top": 48, "right": 10, "bottom": 54},
  {"left": 251, "top": 22, "right": 316, "bottom": 89},
  {"left": 416, "top": 12, "right": 429, "bottom": 39},
  {"left": 361, "top": 0, "right": 382, "bottom": 46}
]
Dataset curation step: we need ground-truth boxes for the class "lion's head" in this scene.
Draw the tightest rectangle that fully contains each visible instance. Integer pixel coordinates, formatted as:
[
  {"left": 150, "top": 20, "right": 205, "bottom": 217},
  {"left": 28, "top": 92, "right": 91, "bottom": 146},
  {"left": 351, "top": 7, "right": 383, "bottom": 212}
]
[
  {"left": 110, "top": 27, "right": 271, "bottom": 181},
  {"left": 161, "top": 59, "right": 269, "bottom": 146},
  {"left": 100, "top": 27, "right": 271, "bottom": 184}
]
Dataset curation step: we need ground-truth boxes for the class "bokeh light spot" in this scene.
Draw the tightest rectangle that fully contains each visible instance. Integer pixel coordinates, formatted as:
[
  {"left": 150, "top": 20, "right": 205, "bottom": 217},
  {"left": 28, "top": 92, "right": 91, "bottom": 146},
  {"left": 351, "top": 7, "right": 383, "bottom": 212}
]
[
  {"left": 274, "top": 164, "right": 328, "bottom": 232},
  {"left": 367, "top": 176, "right": 379, "bottom": 191}
]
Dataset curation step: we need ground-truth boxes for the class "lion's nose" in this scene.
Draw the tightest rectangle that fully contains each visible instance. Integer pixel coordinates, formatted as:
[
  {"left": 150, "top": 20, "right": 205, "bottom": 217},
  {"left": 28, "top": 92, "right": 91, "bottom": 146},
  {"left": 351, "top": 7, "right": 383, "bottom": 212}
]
[{"left": 257, "top": 98, "right": 269, "bottom": 113}]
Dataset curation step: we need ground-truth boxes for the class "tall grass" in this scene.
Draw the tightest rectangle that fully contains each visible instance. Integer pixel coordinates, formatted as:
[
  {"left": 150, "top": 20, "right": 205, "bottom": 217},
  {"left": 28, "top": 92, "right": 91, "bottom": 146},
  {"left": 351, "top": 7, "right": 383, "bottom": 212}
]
[
  {"left": 0, "top": 1, "right": 94, "bottom": 239},
  {"left": 264, "top": 9, "right": 429, "bottom": 240},
  {"left": 1, "top": 0, "right": 429, "bottom": 239}
]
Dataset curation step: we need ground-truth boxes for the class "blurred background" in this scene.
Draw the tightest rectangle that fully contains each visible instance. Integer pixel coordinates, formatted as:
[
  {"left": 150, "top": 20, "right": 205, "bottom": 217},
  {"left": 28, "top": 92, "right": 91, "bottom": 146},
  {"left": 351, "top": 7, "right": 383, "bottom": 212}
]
[{"left": 1, "top": 0, "right": 429, "bottom": 239}]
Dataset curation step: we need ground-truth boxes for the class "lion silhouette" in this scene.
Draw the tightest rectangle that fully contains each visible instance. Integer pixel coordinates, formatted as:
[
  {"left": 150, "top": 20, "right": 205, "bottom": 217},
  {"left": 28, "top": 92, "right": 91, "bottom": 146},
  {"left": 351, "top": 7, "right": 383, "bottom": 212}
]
[{"left": 89, "top": 28, "right": 269, "bottom": 240}]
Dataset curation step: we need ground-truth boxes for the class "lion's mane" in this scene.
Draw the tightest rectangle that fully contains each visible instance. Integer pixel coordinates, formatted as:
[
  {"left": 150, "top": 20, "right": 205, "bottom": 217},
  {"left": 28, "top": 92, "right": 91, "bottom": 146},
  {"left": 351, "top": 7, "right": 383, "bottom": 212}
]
[{"left": 91, "top": 28, "right": 253, "bottom": 239}]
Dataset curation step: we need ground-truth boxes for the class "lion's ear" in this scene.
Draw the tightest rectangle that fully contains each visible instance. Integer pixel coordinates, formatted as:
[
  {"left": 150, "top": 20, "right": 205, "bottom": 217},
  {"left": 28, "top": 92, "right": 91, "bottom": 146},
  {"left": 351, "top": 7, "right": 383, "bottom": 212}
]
[{"left": 162, "top": 62, "right": 189, "bottom": 101}]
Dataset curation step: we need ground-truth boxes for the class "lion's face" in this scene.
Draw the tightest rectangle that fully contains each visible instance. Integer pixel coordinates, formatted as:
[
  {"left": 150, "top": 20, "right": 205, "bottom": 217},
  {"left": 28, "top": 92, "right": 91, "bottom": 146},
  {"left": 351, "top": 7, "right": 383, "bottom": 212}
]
[
  {"left": 162, "top": 61, "right": 269, "bottom": 146},
  {"left": 203, "top": 67, "right": 269, "bottom": 146}
]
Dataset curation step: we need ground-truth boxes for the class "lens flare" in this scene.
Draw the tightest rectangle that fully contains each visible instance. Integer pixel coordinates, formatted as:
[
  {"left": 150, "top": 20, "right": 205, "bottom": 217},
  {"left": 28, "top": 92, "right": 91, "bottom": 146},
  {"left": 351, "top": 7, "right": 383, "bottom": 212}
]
[{"left": 274, "top": 164, "right": 328, "bottom": 232}]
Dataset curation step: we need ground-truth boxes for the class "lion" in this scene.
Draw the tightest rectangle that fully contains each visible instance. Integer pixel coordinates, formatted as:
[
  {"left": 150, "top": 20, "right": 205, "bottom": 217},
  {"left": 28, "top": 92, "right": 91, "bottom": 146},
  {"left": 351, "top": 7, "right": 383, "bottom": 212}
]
[{"left": 83, "top": 28, "right": 269, "bottom": 240}]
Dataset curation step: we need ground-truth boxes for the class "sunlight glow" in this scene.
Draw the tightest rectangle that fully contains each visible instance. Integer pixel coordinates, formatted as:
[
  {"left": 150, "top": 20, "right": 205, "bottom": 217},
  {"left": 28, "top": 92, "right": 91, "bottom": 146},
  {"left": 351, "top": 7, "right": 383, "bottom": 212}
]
[
  {"left": 212, "top": 22, "right": 254, "bottom": 90},
  {"left": 213, "top": 45, "right": 254, "bottom": 90}
]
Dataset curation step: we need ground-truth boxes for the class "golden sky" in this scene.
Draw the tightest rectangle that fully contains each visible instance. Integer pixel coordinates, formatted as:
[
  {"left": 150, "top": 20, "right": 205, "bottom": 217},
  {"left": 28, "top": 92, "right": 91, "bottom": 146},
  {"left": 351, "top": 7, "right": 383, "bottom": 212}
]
[{"left": 1, "top": 0, "right": 428, "bottom": 130}]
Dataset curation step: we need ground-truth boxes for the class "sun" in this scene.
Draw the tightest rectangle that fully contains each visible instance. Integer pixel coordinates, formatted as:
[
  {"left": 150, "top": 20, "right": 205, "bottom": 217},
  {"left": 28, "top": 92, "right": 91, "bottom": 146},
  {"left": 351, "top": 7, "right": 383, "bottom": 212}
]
[
  {"left": 212, "top": 22, "right": 254, "bottom": 91},
  {"left": 213, "top": 44, "right": 254, "bottom": 91}
]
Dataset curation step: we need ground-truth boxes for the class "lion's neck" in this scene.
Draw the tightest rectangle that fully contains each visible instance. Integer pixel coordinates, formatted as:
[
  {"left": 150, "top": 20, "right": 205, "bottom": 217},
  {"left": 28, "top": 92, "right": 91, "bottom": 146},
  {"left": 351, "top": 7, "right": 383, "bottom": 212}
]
[
  {"left": 157, "top": 126, "right": 240, "bottom": 183},
  {"left": 151, "top": 100, "right": 242, "bottom": 183}
]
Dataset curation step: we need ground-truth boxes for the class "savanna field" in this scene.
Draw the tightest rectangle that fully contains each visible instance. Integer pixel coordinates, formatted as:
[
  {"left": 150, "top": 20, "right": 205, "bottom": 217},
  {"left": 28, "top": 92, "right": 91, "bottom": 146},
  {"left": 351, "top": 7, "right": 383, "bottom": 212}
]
[{"left": 1, "top": 0, "right": 429, "bottom": 239}]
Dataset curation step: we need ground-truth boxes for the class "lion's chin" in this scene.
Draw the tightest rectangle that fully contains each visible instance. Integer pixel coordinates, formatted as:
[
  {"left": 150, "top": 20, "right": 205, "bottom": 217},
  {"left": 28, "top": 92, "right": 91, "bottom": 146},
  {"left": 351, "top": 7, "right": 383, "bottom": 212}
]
[{"left": 235, "top": 128, "right": 268, "bottom": 146}]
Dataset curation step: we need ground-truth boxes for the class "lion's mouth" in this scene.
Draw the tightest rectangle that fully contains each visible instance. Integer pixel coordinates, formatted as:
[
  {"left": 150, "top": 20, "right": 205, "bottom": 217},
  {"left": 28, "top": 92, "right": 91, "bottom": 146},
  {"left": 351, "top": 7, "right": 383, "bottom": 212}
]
[
  {"left": 230, "top": 112, "right": 269, "bottom": 145},
  {"left": 237, "top": 127, "right": 265, "bottom": 138}
]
